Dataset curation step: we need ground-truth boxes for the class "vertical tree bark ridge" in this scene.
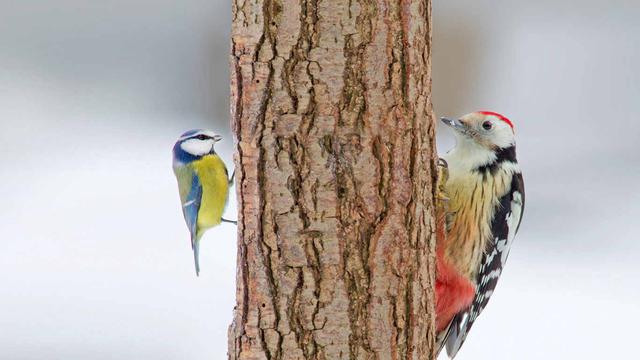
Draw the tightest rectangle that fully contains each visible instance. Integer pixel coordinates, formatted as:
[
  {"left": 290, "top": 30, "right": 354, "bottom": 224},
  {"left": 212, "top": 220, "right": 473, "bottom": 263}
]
[{"left": 229, "top": 0, "right": 437, "bottom": 358}]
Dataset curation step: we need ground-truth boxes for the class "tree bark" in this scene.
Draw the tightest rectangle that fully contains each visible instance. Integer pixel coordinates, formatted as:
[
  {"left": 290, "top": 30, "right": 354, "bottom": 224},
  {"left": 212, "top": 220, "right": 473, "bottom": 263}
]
[{"left": 229, "top": 0, "right": 438, "bottom": 359}]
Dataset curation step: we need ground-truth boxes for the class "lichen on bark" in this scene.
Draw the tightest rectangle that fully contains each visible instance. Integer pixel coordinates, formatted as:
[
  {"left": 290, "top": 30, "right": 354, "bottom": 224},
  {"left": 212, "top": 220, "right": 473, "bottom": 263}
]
[{"left": 229, "top": 0, "right": 438, "bottom": 358}]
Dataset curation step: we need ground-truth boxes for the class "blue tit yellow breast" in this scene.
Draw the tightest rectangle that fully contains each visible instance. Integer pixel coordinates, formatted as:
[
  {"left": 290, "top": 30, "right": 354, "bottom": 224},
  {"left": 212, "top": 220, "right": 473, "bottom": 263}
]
[{"left": 192, "top": 154, "right": 229, "bottom": 234}]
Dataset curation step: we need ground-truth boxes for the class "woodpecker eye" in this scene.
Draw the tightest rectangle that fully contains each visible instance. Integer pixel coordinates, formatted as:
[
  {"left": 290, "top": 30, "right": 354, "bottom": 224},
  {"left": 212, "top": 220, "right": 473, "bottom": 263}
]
[{"left": 482, "top": 121, "right": 493, "bottom": 130}]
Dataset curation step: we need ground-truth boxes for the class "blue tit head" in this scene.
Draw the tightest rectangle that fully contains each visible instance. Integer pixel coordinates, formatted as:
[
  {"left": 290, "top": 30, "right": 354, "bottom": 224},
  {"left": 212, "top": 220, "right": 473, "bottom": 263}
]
[{"left": 172, "top": 129, "right": 223, "bottom": 167}]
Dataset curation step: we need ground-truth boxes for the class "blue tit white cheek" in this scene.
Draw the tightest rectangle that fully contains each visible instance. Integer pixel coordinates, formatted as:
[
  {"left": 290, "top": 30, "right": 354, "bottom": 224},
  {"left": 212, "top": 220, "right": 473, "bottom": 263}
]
[{"left": 181, "top": 139, "right": 214, "bottom": 156}]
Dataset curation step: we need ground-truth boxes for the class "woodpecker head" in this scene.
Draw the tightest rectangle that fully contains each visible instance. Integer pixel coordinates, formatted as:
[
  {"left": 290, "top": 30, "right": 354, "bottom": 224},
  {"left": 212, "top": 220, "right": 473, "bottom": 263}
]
[{"left": 441, "top": 111, "right": 515, "bottom": 150}]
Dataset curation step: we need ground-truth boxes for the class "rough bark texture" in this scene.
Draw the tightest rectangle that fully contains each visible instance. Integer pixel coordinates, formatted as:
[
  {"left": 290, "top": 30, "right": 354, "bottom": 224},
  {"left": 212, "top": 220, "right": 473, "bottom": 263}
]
[{"left": 229, "top": 0, "right": 438, "bottom": 358}]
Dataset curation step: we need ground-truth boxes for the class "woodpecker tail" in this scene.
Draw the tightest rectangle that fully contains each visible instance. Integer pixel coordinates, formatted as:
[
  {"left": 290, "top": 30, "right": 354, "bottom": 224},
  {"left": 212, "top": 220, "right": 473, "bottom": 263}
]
[
  {"left": 435, "top": 315, "right": 467, "bottom": 359},
  {"left": 444, "top": 313, "right": 468, "bottom": 358},
  {"left": 436, "top": 324, "right": 451, "bottom": 358}
]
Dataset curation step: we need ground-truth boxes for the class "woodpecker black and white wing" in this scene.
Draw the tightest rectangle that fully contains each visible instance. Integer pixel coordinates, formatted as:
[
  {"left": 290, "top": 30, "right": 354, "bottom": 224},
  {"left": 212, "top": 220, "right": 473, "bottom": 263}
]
[{"left": 445, "top": 172, "right": 525, "bottom": 358}]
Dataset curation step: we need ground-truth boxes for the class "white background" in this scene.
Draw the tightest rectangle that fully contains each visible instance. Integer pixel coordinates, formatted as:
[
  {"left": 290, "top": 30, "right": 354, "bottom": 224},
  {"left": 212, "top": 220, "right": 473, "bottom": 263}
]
[{"left": 1, "top": 1, "right": 638, "bottom": 359}]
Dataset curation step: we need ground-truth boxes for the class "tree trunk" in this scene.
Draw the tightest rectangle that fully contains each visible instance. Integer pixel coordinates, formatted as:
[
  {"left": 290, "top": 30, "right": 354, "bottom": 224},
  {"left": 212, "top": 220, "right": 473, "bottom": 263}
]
[{"left": 229, "top": 0, "right": 437, "bottom": 359}]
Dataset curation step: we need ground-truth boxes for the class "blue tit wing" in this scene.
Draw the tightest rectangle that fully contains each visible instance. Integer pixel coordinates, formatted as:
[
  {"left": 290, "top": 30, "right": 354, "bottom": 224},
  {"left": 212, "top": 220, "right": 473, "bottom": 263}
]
[
  {"left": 185, "top": 175, "right": 202, "bottom": 275},
  {"left": 174, "top": 165, "right": 203, "bottom": 275},
  {"left": 445, "top": 173, "right": 525, "bottom": 358},
  {"left": 184, "top": 175, "right": 202, "bottom": 238}
]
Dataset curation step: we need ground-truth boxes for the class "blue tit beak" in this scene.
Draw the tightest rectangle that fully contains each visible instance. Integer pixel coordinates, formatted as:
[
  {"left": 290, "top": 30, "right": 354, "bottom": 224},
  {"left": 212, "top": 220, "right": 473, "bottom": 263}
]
[
  {"left": 213, "top": 134, "right": 223, "bottom": 142},
  {"left": 441, "top": 117, "right": 468, "bottom": 135}
]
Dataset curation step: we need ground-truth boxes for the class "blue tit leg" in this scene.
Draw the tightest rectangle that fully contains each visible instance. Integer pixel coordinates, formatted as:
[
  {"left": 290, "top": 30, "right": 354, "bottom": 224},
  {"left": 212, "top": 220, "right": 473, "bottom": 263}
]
[
  {"left": 221, "top": 218, "right": 237, "bottom": 225},
  {"left": 228, "top": 169, "right": 235, "bottom": 186}
]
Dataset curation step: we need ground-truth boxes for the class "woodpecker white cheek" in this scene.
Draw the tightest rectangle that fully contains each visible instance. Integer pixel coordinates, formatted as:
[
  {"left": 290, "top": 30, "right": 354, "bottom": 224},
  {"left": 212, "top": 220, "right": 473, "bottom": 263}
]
[{"left": 487, "top": 123, "right": 516, "bottom": 149}]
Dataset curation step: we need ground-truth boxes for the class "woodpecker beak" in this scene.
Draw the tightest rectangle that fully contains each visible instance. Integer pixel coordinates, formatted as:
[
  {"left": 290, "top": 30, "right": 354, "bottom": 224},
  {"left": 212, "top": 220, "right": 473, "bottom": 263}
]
[
  {"left": 441, "top": 117, "right": 465, "bottom": 130},
  {"left": 440, "top": 118, "right": 469, "bottom": 135}
]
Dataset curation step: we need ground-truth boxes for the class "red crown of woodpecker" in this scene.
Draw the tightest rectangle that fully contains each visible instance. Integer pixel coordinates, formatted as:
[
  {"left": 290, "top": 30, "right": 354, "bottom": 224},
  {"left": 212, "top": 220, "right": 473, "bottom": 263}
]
[{"left": 478, "top": 111, "right": 514, "bottom": 130}]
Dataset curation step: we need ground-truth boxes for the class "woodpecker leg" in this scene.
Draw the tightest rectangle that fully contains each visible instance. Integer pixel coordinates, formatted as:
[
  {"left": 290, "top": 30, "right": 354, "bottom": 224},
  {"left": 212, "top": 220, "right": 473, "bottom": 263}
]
[
  {"left": 436, "top": 158, "right": 449, "bottom": 205},
  {"left": 435, "top": 158, "right": 451, "bottom": 248}
]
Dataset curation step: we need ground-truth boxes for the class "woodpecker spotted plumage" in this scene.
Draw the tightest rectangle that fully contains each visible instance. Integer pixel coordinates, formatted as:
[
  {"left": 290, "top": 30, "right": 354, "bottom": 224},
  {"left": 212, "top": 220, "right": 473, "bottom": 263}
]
[{"left": 435, "top": 111, "right": 525, "bottom": 358}]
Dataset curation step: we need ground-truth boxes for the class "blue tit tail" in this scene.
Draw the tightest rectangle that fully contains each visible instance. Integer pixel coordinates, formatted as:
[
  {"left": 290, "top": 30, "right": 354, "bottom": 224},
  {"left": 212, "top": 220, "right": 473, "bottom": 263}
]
[{"left": 192, "top": 233, "right": 201, "bottom": 276}]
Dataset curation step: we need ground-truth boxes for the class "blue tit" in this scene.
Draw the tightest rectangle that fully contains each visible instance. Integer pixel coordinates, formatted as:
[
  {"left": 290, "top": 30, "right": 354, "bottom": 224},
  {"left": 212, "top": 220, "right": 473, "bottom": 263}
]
[{"left": 172, "top": 129, "right": 234, "bottom": 275}]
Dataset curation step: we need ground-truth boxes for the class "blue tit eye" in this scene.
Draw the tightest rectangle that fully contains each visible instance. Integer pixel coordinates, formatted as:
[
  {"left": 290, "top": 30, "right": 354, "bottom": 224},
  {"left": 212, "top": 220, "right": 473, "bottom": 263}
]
[
  {"left": 482, "top": 121, "right": 492, "bottom": 130},
  {"left": 195, "top": 135, "right": 208, "bottom": 140}
]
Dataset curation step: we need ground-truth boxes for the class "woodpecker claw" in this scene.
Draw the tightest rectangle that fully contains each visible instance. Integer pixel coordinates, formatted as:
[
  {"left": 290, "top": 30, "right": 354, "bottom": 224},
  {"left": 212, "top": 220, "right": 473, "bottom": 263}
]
[
  {"left": 436, "top": 158, "right": 450, "bottom": 203},
  {"left": 436, "top": 158, "right": 453, "bottom": 233}
]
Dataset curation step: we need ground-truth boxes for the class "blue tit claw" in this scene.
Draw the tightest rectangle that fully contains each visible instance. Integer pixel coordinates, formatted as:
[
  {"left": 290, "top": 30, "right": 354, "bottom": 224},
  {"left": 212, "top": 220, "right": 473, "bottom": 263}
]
[
  {"left": 221, "top": 218, "right": 238, "bottom": 225},
  {"left": 228, "top": 169, "right": 236, "bottom": 186}
]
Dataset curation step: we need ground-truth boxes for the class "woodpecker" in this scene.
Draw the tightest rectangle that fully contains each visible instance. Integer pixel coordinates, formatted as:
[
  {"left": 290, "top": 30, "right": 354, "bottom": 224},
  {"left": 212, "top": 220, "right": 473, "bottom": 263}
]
[{"left": 435, "top": 111, "right": 525, "bottom": 358}]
